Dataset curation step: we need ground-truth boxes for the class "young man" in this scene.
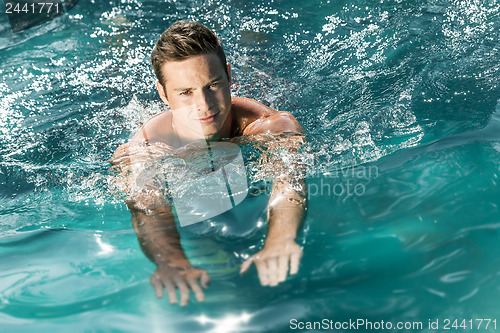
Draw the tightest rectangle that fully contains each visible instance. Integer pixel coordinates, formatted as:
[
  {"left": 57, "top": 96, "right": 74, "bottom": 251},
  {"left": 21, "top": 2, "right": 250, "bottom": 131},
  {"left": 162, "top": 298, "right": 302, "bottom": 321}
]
[{"left": 111, "top": 21, "right": 307, "bottom": 307}]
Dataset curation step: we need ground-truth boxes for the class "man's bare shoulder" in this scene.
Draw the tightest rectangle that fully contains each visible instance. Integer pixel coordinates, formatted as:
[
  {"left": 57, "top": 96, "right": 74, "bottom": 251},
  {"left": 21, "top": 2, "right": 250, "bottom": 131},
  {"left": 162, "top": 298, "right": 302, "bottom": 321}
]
[
  {"left": 231, "top": 97, "right": 303, "bottom": 136},
  {"left": 110, "top": 112, "right": 175, "bottom": 164},
  {"left": 129, "top": 112, "right": 174, "bottom": 144},
  {"left": 232, "top": 97, "right": 275, "bottom": 119}
]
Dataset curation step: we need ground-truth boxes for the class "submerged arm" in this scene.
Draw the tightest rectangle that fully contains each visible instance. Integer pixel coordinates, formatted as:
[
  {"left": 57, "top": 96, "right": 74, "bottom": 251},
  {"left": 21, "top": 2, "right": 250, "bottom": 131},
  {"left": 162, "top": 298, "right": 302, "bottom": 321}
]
[
  {"left": 110, "top": 142, "right": 209, "bottom": 306},
  {"left": 240, "top": 178, "right": 306, "bottom": 286},
  {"left": 129, "top": 203, "right": 187, "bottom": 266},
  {"left": 127, "top": 198, "right": 189, "bottom": 267},
  {"left": 239, "top": 105, "right": 308, "bottom": 285},
  {"left": 128, "top": 201, "right": 209, "bottom": 307}
]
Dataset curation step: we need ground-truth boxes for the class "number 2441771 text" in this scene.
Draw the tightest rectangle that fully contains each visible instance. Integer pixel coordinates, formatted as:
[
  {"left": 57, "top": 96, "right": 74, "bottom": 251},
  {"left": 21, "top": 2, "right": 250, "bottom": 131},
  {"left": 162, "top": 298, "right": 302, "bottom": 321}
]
[
  {"left": 5, "top": 2, "right": 61, "bottom": 14},
  {"left": 440, "top": 319, "right": 496, "bottom": 330}
]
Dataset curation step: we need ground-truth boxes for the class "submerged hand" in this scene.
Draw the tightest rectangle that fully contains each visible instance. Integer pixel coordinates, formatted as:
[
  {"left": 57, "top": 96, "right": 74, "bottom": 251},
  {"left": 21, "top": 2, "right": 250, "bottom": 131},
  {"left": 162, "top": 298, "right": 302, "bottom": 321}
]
[
  {"left": 240, "top": 240, "right": 302, "bottom": 286},
  {"left": 150, "top": 264, "right": 210, "bottom": 307}
]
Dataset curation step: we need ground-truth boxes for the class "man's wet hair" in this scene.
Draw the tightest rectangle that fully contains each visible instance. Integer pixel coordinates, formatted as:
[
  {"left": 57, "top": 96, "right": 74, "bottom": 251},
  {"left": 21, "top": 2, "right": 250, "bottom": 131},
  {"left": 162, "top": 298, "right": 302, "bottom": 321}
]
[{"left": 151, "top": 21, "right": 229, "bottom": 87}]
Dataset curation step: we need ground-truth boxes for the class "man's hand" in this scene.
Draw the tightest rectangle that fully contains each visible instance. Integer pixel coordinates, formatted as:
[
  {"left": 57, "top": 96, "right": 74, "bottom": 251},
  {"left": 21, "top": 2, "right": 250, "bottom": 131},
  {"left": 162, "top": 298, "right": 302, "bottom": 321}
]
[
  {"left": 240, "top": 239, "right": 302, "bottom": 286},
  {"left": 150, "top": 264, "right": 210, "bottom": 307}
]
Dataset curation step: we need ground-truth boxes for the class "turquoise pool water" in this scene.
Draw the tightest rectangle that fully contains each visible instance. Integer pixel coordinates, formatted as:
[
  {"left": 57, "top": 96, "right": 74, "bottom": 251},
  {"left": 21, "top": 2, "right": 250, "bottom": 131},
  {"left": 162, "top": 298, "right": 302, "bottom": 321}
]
[{"left": 1, "top": 0, "right": 499, "bottom": 332}]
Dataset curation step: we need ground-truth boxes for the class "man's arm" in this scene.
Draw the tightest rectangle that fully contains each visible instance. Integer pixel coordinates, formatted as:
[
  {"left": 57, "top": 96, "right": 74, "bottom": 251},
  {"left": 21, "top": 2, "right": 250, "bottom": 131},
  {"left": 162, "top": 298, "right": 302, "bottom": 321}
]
[
  {"left": 110, "top": 142, "right": 209, "bottom": 306},
  {"left": 128, "top": 202, "right": 209, "bottom": 306},
  {"left": 237, "top": 99, "right": 307, "bottom": 286},
  {"left": 240, "top": 178, "right": 306, "bottom": 285}
]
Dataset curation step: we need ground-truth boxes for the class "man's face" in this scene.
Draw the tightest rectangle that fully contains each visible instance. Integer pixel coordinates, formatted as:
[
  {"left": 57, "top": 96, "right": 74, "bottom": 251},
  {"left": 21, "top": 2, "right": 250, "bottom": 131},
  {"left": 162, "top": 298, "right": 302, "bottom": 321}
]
[{"left": 158, "top": 53, "right": 232, "bottom": 141}]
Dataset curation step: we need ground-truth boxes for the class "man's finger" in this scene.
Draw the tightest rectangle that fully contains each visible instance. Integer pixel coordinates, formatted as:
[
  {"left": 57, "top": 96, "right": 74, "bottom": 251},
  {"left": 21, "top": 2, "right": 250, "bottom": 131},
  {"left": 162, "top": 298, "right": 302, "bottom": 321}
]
[
  {"left": 267, "top": 257, "right": 279, "bottom": 286},
  {"left": 163, "top": 278, "right": 178, "bottom": 304},
  {"left": 278, "top": 255, "right": 289, "bottom": 283},
  {"left": 187, "top": 277, "right": 205, "bottom": 302},
  {"left": 175, "top": 279, "right": 190, "bottom": 307},
  {"left": 255, "top": 260, "right": 269, "bottom": 286},
  {"left": 150, "top": 275, "right": 164, "bottom": 299},
  {"left": 201, "top": 270, "right": 210, "bottom": 289},
  {"left": 240, "top": 258, "right": 253, "bottom": 274},
  {"left": 290, "top": 251, "right": 302, "bottom": 275}
]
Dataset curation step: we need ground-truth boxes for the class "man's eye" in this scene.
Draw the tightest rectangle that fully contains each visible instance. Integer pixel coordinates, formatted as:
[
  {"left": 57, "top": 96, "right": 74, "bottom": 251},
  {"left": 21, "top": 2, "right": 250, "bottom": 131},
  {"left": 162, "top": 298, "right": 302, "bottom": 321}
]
[
  {"left": 180, "top": 90, "right": 191, "bottom": 96},
  {"left": 209, "top": 82, "right": 218, "bottom": 88}
]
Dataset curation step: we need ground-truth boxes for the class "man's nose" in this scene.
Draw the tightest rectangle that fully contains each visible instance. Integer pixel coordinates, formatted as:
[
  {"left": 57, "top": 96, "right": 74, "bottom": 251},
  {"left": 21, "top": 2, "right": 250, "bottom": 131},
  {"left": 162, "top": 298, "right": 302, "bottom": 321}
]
[{"left": 194, "top": 89, "right": 211, "bottom": 111}]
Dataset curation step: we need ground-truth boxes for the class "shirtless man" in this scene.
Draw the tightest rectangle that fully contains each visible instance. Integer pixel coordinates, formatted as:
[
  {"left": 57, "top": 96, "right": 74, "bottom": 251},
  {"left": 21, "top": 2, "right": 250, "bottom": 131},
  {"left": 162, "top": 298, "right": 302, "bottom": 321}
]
[{"left": 111, "top": 21, "right": 307, "bottom": 307}]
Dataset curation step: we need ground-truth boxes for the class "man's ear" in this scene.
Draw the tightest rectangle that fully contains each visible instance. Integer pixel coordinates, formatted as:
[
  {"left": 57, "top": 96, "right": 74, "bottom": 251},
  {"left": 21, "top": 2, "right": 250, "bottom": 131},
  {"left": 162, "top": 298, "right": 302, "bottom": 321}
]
[
  {"left": 227, "top": 63, "right": 232, "bottom": 84},
  {"left": 156, "top": 81, "right": 169, "bottom": 105}
]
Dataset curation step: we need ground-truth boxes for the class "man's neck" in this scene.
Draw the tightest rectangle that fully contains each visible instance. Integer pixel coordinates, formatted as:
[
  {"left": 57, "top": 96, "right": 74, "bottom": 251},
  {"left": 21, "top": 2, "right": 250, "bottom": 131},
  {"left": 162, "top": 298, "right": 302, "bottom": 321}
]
[{"left": 170, "top": 110, "right": 235, "bottom": 148}]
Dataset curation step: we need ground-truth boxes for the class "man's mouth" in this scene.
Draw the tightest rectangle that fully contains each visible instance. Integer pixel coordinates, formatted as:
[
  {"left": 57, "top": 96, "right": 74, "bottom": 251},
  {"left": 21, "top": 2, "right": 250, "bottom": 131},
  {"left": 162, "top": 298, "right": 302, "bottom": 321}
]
[{"left": 197, "top": 112, "right": 220, "bottom": 124}]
